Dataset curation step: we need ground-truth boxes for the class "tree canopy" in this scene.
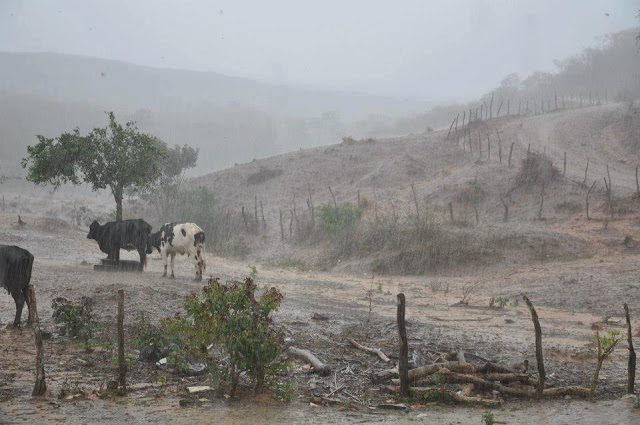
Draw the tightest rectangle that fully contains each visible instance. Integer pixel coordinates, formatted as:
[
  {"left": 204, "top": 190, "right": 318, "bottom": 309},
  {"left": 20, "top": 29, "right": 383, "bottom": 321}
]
[{"left": 22, "top": 112, "right": 167, "bottom": 221}]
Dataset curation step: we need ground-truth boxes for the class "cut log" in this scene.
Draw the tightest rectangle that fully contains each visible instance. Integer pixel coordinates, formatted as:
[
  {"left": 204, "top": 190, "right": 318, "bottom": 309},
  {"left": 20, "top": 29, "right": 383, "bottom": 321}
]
[
  {"left": 478, "top": 362, "right": 517, "bottom": 374},
  {"left": 288, "top": 347, "right": 331, "bottom": 376},
  {"left": 408, "top": 361, "right": 477, "bottom": 380},
  {"left": 484, "top": 373, "right": 531, "bottom": 384},
  {"left": 349, "top": 338, "right": 392, "bottom": 363},
  {"left": 541, "top": 386, "right": 592, "bottom": 399},
  {"left": 453, "top": 392, "right": 501, "bottom": 407},
  {"left": 440, "top": 368, "right": 534, "bottom": 397},
  {"left": 370, "top": 367, "right": 398, "bottom": 384}
]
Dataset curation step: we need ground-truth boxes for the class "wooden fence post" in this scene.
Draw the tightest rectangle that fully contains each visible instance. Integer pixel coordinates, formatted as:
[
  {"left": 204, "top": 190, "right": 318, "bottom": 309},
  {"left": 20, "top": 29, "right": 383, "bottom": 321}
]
[
  {"left": 508, "top": 142, "right": 514, "bottom": 168},
  {"left": 397, "top": 293, "right": 409, "bottom": 397},
  {"left": 117, "top": 289, "right": 126, "bottom": 394},
  {"left": 586, "top": 181, "right": 597, "bottom": 220},
  {"left": 624, "top": 303, "right": 636, "bottom": 394},
  {"left": 279, "top": 209, "right": 284, "bottom": 241},
  {"left": 636, "top": 167, "right": 639, "bottom": 200},
  {"left": 523, "top": 296, "right": 545, "bottom": 397},
  {"left": 583, "top": 158, "right": 589, "bottom": 186},
  {"left": 28, "top": 285, "right": 46, "bottom": 396}
]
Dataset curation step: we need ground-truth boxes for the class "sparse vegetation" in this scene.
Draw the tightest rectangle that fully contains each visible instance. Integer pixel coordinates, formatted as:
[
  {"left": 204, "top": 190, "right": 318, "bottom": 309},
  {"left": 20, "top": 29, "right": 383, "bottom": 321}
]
[
  {"left": 247, "top": 168, "right": 283, "bottom": 185},
  {"left": 516, "top": 152, "right": 559, "bottom": 188},
  {"left": 591, "top": 330, "right": 625, "bottom": 394},
  {"left": 51, "top": 296, "right": 97, "bottom": 352},
  {"left": 481, "top": 411, "right": 495, "bottom": 425}
]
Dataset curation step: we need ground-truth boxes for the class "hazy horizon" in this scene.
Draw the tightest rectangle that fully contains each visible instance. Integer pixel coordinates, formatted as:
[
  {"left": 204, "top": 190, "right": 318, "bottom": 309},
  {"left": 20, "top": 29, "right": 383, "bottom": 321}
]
[{"left": 1, "top": 0, "right": 637, "bottom": 103}]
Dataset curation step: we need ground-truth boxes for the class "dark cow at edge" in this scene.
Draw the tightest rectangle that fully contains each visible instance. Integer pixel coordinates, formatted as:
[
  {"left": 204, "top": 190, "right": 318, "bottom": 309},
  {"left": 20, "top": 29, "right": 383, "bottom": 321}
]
[
  {"left": 87, "top": 219, "right": 152, "bottom": 271},
  {"left": 0, "top": 244, "right": 34, "bottom": 326}
]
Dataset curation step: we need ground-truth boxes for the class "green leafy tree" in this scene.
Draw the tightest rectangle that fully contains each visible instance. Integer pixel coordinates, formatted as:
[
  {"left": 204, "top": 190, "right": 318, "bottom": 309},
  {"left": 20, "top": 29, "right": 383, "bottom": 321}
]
[{"left": 21, "top": 112, "right": 166, "bottom": 221}]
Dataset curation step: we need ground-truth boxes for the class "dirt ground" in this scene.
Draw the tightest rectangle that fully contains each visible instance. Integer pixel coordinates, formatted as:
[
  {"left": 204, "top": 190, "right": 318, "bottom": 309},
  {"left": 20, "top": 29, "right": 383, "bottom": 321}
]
[
  {"left": 1, "top": 210, "right": 640, "bottom": 424},
  {"left": 3, "top": 104, "right": 640, "bottom": 423}
]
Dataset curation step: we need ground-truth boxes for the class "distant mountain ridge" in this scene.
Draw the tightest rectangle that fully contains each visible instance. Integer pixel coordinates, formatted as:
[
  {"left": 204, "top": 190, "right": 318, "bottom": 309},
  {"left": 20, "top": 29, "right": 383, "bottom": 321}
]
[{"left": 0, "top": 51, "right": 432, "bottom": 119}]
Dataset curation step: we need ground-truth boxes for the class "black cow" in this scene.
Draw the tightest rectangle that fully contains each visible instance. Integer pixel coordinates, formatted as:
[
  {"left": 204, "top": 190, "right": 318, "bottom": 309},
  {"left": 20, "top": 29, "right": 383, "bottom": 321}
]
[
  {"left": 87, "top": 219, "right": 152, "bottom": 271},
  {"left": 0, "top": 245, "right": 34, "bottom": 326}
]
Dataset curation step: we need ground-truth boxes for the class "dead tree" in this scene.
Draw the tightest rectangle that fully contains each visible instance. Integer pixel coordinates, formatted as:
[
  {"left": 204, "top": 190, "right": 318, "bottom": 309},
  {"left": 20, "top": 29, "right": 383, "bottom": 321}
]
[
  {"left": 625, "top": 303, "right": 636, "bottom": 394},
  {"left": 461, "top": 110, "right": 466, "bottom": 129},
  {"left": 496, "top": 100, "right": 503, "bottom": 118},
  {"left": 478, "top": 133, "right": 482, "bottom": 158},
  {"left": 586, "top": 181, "right": 597, "bottom": 220},
  {"left": 536, "top": 183, "right": 545, "bottom": 219},
  {"left": 279, "top": 209, "right": 284, "bottom": 241},
  {"left": 563, "top": 152, "right": 567, "bottom": 176},
  {"left": 606, "top": 164, "right": 612, "bottom": 196},
  {"left": 328, "top": 186, "right": 337, "bottom": 208},
  {"left": 507, "top": 99, "right": 510, "bottom": 116},
  {"left": 117, "top": 289, "right": 126, "bottom": 394},
  {"left": 397, "top": 293, "right": 409, "bottom": 397},
  {"left": 523, "top": 296, "right": 545, "bottom": 397},
  {"left": 454, "top": 112, "right": 460, "bottom": 133},
  {"left": 448, "top": 202, "right": 454, "bottom": 222},
  {"left": 496, "top": 130, "right": 503, "bottom": 164},
  {"left": 583, "top": 158, "right": 589, "bottom": 186},
  {"left": 289, "top": 210, "right": 294, "bottom": 240},
  {"left": 604, "top": 177, "right": 613, "bottom": 219},
  {"left": 260, "top": 200, "right": 266, "bottom": 228},
  {"left": 636, "top": 167, "right": 639, "bottom": 200},
  {"left": 28, "top": 285, "right": 46, "bottom": 396},
  {"left": 500, "top": 195, "right": 510, "bottom": 222},
  {"left": 241, "top": 206, "right": 248, "bottom": 231},
  {"left": 410, "top": 183, "right": 420, "bottom": 221},
  {"left": 508, "top": 142, "right": 515, "bottom": 168},
  {"left": 487, "top": 135, "right": 491, "bottom": 160},
  {"left": 446, "top": 116, "right": 456, "bottom": 140},
  {"left": 254, "top": 195, "right": 259, "bottom": 231},
  {"left": 489, "top": 93, "right": 494, "bottom": 119},
  {"left": 480, "top": 103, "right": 484, "bottom": 121},
  {"left": 307, "top": 182, "right": 315, "bottom": 227}
]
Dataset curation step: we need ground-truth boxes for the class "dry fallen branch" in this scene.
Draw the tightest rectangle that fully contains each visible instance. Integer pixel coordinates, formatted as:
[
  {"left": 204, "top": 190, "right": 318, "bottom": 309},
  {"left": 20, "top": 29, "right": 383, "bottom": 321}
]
[
  {"left": 288, "top": 347, "right": 331, "bottom": 376},
  {"left": 349, "top": 339, "right": 392, "bottom": 364},
  {"left": 408, "top": 361, "right": 477, "bottom": 380}
]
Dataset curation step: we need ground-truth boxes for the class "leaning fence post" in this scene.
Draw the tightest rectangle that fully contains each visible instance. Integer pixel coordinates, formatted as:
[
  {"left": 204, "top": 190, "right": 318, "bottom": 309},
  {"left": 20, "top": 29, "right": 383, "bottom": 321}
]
[
  {"left": 28, "top": 285, "right": 46, "bottom": 396},
  {"left": 397, "top": 293, "right": 409, "bottom": 397},
  {"left": 625, "top": 303, "right": 636, "bottom": 394},
  {"left": 523, "top": 296, "right": 545, "bottom": 397},
  {"left": 117, "top": 289, "right": 127, "bottom": 395}
]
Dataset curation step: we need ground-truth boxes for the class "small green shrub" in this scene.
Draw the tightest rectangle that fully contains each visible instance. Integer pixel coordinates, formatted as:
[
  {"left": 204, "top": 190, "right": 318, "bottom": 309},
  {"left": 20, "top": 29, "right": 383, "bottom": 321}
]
[
  {"left": 51, "top": 296, "right": 97, "bottom": 352},
  {"left": 317, "top": 202, "right": 363, "bottom": 234},
  {"left": 496, "top": 297, "right": 509, "bottom": 308},
  {"left": 481, "top": 411, "right": 495, "bottom": 425},
  {"left": 132, "top": 312, "right": 167, "bottom": 351}
]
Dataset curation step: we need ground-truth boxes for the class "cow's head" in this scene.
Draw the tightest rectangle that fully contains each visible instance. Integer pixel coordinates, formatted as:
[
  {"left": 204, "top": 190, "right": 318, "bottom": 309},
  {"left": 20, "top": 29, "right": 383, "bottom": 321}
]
[
  {"left": 147, "top": 231, "right": 162, "bottom": 254},
  {"left": 87, "top": 221, "right": 101, "bottom": 240}
]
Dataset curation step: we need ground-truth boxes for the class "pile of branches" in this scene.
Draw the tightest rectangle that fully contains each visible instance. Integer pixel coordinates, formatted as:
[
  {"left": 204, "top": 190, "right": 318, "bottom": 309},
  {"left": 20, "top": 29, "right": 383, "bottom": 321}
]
[{"left": 375, "top": 359, "right": 591, "bottom": 406}]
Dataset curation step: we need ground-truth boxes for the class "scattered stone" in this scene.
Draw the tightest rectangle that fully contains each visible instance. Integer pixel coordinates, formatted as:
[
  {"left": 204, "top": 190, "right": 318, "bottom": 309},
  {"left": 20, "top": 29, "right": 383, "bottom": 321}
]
[
  {"left": 186, "top": 363, "right": 207, "bottom": 376},
  {"left": 156, "top": 358, "right": 167, "bottom": 367},
  {"left": 312, "top": 313, "right": 329, "bottom": 321},
  {"left": 505, "top": 319, "right": 515, "bottom": 324}
]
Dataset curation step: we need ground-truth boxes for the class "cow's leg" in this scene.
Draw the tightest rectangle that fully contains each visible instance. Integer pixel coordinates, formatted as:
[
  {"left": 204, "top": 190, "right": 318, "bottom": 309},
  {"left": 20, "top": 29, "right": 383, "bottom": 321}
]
[
  {"left": 193, "top": 250, "right": 202, "bottom": 281},
  {"left": 170, "top": 253, "right": 176, "bottom": 279},
  {"left": 137, "top": 247, "right": 146, "bottom": 272},
  {"left": 24, "top": 287, "right": 32, "bottom": 326},
  {"left": 162, "top": 251, "right": 168, "bottom": 277},
  {"left": 12, "top": 293, "right": 25, "bottom": 327}
]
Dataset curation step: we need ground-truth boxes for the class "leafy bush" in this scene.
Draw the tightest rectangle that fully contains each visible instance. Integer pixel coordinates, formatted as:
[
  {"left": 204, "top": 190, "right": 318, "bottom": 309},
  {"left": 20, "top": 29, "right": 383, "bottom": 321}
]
[
  {"left": 317, "top": 202, "right": 363, "bottom": 234},
  {"left": 51, "top": 296, "right": 97, "bottom": 351},
  {"left": 516, "top": 152, "right": 558, "bottom": 187},
  {"left": 162, "top": 277, "right": 286, "bottom": 396}
]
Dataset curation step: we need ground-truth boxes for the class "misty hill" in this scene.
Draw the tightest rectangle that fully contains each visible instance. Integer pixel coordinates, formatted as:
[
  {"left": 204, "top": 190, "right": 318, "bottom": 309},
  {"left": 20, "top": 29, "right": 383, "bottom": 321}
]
[
  {"left": 0, "top": 51, "right": 431, "bottom": 118},
  {"left": 189, "top": 101, "right": 640, "bottom": 271},
  {"left": 0, "top": 51, "right": 434, "bottom": 174}
]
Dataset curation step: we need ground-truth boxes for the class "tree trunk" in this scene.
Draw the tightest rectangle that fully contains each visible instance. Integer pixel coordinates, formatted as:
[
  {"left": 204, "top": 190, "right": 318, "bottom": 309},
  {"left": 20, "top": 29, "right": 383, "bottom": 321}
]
[
  {"left": 508, "top": 142, "right": 514, "bottom": 168},
  {"left": 523, "top": 296, "right": 545, "bottom": 397},
  {"left": 586, "top": 181, "right": 597, "bottom": 220},
  {"left": 397, "top": 294, "right": 409, "bottom": 397},
  {"left": 114, "top": 186, "right": 124, "bottom": 222}
]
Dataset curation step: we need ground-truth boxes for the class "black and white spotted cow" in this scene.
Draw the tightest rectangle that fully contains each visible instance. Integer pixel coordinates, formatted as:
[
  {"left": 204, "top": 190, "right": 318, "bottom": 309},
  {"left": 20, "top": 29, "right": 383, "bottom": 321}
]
[
  {"left": 148, "top": 222, "right": 206, "bottom": 280},
  {"left": 0, "top": 244, "right": 34, "bottom": 326}
]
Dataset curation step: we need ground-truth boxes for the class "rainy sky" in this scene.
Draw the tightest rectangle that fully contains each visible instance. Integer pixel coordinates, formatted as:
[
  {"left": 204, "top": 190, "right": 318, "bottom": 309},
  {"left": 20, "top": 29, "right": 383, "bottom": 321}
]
[{"left": 0, "top": 0, "right": 637, "bottom": 102}]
